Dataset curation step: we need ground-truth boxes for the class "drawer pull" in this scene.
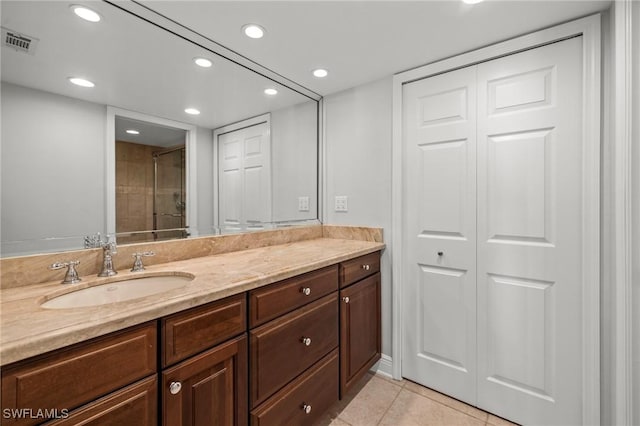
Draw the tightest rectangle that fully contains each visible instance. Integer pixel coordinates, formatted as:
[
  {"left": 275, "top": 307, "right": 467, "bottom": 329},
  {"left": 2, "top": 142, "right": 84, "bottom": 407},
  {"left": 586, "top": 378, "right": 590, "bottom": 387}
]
[
  {"left": 301, "top": 337, "right": 312, "bottom": 346},
  {"left": 342, "top": 296, "right": 350, "bottom": 304},
  {"left": 301, "top": 287, "right": 312, "bottom": 296},
  {"left": 169, "top": 381, "right": 182, "bottom": 395},
  {"left": 361, "top": 264, "right": 371, "bottom": 271},
  {"left": 302, "top": 403, "right": 312, "bottom": 414}
]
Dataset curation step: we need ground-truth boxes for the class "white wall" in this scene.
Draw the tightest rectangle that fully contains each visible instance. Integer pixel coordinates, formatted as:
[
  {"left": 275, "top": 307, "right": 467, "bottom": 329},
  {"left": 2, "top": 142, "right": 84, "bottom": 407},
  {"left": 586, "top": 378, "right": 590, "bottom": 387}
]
[
  {"left": 324, "top": 77, "right": 393, "bottom": 358},
  {"left": 196, "top": 126, "right": 214, "bottom": 236},
  {"left": 271, "top": 100, "right": 318, "bottom": 222},
  {"left": 1, "top": 83, "right": 106, "bottom": 256}
]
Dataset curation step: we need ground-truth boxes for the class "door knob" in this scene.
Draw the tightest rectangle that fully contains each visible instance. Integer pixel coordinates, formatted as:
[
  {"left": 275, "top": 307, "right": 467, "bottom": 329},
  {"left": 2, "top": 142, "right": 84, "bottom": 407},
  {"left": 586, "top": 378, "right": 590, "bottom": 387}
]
[
  {"left": 437, "top": 251, "right": 443, "bottom": 256},
  {"left": 169, "top": 381, "right": 182, "bottom": 395}
]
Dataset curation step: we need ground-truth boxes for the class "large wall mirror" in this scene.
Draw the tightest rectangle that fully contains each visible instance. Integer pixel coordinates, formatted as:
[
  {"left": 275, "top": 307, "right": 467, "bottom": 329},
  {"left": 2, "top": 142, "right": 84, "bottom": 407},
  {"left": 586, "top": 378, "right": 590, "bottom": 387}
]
[{"left": 1, "top": 1, "right": 320, "bottom": 257}]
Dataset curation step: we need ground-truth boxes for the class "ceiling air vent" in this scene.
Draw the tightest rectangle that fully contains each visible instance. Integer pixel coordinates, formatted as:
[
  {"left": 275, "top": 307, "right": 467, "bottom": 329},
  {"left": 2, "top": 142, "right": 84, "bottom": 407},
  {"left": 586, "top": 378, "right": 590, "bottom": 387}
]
[{"left": 2, "top": 27, "right": 39, "bottom": 55}]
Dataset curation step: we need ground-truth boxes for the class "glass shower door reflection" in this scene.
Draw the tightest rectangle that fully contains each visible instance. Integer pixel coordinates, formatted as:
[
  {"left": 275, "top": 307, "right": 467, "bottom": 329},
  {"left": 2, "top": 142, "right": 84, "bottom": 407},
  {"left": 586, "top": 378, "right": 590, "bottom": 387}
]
[{"left": 154, "top": 147, "right": 187, "bottom": 240}]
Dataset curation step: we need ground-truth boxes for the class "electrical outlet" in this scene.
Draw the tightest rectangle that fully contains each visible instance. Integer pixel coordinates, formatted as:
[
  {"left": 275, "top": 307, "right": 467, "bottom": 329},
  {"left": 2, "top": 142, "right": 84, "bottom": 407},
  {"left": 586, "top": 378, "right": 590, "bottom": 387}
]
[
  {"left": 298, "top": 196, "right": 309, "bottom": 212},
  {"left": 335, "top": 195, "right": 348, "bottom": 212}
]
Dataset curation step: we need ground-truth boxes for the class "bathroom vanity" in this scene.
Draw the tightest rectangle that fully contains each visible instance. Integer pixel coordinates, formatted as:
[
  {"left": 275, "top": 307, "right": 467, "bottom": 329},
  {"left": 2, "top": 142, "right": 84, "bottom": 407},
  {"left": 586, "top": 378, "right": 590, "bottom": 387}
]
[{"left": 0, "top": 232, "right": 382, "bottom": 425}]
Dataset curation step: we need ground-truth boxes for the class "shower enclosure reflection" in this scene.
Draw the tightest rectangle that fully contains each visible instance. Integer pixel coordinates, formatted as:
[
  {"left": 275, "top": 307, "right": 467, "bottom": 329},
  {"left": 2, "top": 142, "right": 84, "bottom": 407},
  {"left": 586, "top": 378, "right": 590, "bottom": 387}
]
[{"left": 114, "top": 116, "right": 188, "bottom": 243}]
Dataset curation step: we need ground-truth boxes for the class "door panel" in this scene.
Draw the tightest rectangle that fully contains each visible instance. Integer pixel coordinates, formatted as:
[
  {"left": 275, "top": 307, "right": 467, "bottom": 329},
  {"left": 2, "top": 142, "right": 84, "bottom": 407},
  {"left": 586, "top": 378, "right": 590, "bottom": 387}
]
[
  {"left": 476, "top": 37, "right": 583, "bottom": 425},
  {"left": 402, "top": 65, "right": 477, "bottom": 405},
  {"left": 402, "top": 36, "right": 586, "bottom": 426}
]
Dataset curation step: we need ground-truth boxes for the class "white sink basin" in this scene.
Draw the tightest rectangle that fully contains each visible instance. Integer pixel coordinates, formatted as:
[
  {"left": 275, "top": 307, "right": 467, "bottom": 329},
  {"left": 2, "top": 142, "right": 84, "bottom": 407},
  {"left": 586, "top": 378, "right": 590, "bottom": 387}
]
[{"left": 41, "top": 274, "right": 194, "bottom": 309}]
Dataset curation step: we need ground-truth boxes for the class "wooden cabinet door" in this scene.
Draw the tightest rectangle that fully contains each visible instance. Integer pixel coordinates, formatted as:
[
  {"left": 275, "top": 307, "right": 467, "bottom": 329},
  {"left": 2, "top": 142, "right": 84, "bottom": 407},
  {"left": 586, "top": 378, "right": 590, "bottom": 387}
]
[
  {"left": 162, "top": 334, "right": 248, "bottom": 426},
  {"left": 340, "top": 272, "right": 381, "bottom": 396}
]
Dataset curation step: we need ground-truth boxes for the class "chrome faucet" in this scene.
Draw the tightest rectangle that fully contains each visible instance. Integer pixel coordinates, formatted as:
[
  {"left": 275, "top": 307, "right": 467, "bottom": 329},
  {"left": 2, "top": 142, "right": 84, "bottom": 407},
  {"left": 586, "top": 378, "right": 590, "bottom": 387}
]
[
  {"left": 98, "top": 241, "right": 118, "bottom": 277},
  {"left": 49, "top": 260, "right": 81, "bottom": 284},
  {"left": 131, "top": 251, "right": 155, "bottom": 272}
]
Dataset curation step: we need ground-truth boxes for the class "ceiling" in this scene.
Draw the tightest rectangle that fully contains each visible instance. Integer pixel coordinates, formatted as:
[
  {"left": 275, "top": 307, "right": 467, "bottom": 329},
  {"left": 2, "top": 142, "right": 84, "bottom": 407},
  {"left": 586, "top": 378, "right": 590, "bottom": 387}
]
[
  {"left": 141, "top": 0, "right": 612, "bottom": 96},
  {"left": 115, "top": 117, "right": 186, "bottom": 147}
]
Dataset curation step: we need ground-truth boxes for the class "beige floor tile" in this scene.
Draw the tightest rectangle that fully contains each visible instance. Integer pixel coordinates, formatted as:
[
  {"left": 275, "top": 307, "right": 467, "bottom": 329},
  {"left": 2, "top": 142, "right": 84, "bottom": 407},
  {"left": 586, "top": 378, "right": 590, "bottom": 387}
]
[
  {"left": 404, "top": 380, "right": 489, "bottom": 422},
  {"left": 379, "top": 389, "right": 486, "bottom": 426},
  {"left": 487, "top": 413, "right": 520, "bottom": 426},
  {"left": 374, "top": 372, "right": 406, "bottom": 388},
  {"left": 334, "top": 375, "right": 403, "bottom": 426}
]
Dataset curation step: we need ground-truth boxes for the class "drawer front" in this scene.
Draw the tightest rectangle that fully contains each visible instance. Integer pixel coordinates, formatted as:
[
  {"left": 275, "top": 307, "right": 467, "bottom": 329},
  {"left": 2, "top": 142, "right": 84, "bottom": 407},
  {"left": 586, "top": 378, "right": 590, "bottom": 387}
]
[
  {"left": 340, "top": 252, "right": 381, "bottom": 288},
  {"left": 1, "top": 323, "right": 156, "bottom": 426},
  {"left": 44, "top": 375, "right": 157, "bottom": 426},
  {"left": 162, "top": 293, "right": 246, "bottom": 367},
  {"left": 249, "top": 265, "right": 338, "bottom": 328},
  {"left": 250, "top": 294, "right": 338, "bottom": 407},
  {"left": 251, "top": 349, "right": 339, "bottom": 426}
]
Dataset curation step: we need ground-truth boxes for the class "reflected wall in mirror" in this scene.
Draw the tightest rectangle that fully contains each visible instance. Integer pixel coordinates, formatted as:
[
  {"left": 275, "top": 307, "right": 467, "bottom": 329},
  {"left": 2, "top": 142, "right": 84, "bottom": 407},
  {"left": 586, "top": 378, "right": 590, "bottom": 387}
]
[{"left": 1, "top": 1, "right": 319, "bottom": 257}]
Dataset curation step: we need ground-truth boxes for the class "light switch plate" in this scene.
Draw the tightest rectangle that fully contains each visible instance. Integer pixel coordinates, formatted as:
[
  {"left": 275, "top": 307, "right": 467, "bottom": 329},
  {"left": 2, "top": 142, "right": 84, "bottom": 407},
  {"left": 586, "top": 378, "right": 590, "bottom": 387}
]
[
  {"left": 335, "top": 196, "right": 348, "bottom": 212},
  {"left": 298, "top": 196, "right": 310, "bottom": 212}
]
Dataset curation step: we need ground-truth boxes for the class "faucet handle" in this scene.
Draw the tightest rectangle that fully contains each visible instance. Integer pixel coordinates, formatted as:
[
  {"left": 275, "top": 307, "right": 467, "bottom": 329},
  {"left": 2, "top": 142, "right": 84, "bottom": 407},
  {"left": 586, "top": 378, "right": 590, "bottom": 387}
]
[
  {"left": 131, "top": 251, "right": 155, "bottom": 272},
  {"left": 102, "top": 240, "right": 117, "bottom": 254},
  {"left": 49, "top": 260, "right": 81, "bottom": 284}
]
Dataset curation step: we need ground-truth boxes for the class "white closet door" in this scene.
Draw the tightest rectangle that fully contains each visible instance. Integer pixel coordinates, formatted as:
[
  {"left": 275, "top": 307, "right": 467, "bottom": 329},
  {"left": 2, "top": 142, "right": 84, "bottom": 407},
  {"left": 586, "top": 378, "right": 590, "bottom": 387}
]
[
  {"left": 218, "top": 122, "right": 271, "bottom": 231},
  {"left": 476, "top": 37, "right": 583, "bottom": 425},
  {"left": 401, "top": 66, "right": 478, "bottom": 405}
]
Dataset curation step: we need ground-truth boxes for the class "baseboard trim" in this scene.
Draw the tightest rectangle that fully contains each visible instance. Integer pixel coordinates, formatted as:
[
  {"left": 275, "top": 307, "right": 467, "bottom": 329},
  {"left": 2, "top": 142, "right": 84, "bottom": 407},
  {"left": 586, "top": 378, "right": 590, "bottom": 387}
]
[{"left": 371, "top": 354, "right": 393, "bottom": 378}]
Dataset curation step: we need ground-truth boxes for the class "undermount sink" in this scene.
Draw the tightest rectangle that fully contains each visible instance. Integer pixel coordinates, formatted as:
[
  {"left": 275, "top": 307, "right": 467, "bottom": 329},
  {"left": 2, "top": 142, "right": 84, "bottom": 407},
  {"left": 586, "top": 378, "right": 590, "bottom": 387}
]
[{"left": 41, "top": 274, "right": 194, "bottom": 309}]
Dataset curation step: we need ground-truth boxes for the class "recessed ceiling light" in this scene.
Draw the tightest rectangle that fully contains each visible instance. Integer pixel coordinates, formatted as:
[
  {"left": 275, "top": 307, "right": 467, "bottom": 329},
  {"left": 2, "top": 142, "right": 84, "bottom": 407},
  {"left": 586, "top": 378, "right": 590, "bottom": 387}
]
[
  {"left": 194, "top": 57, "right": 213, "bottom": 68},
  {"left": 126, "top": 129, "right": 140, "bottom": 135},
  {"left": 68, "top": 77, "right": 95, "bottom": 88},
  {"left": 313, "top": 69, "right": 328, "bottom": 78},
  {"left": 70, "top": 5, "right": 101, "bottom": 22},
  {"left": 243, "top": 24, "right": 265, "bottom": 39},
  {"left": 184, "top": 108, "right": 200, "bottom": 115},
  {"left": 264, "top": 88, "right": 278, "bottom": 96},
  {"left": 462, "top": 0, "right": 484, "bottom": 4}
]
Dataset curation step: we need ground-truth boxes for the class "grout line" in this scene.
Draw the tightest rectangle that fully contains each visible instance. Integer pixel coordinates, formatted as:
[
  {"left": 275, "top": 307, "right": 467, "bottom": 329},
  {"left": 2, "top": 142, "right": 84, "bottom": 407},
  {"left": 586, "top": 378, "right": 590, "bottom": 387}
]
[
  {"left": 402, "top": 382, "right": 490, "bottom": 422},
  {"left": 375, "top": 383, "right": 404, "bottom": 425}
]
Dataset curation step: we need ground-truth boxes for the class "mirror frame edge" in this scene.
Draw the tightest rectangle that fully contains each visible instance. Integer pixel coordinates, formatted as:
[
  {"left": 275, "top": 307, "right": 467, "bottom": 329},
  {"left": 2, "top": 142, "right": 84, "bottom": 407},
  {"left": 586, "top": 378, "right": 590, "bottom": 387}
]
[{"left": 105, "top": 106, "right": 198, "bottom": 240}]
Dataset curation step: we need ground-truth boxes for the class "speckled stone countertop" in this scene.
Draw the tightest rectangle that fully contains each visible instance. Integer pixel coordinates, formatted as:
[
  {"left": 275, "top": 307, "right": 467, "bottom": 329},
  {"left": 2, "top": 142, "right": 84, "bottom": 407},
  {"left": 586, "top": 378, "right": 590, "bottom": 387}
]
[{"left": 0, "top": 238, "right": 384, "bottom": 366}]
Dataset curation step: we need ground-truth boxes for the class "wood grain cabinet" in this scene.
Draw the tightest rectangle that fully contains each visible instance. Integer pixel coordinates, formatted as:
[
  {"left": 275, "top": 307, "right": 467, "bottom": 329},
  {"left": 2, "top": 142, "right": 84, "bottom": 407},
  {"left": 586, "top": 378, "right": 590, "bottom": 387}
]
[
  {"left": 161, "top": 294, "right": 248, "bottom": 426},
  {"left": 1, "top": 323, "right": 157, "bottom": 426},
  {"left": 1, "top": 251, "right": 381, "bottom": 425},
  {"left": 339, "top": 253, "right": 382, "bottom": 396},
  {"left": 248, "top": 267, "right": 340, "bottom": 425}
]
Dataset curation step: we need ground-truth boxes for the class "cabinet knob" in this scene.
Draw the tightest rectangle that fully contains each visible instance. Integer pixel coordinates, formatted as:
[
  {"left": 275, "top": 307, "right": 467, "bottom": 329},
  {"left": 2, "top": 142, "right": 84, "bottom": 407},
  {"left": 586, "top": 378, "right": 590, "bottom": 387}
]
[
  {"left": 361, "top": 264, "right": 371, "bottom": 271},
  {"left": 301, "top": 287, "right": 311, "bottom": 296},
  {"left": 301, "top": 337, "right": 312, "bottom": 346},
  {"left": 302, "top": 404, "right": 312, "bottom": 414},
  {"left": 342, "top": 296, "right": 350, "bottom": 304},
  {"left": 169, "top": 381, "right": 182, "bottom": 395}
]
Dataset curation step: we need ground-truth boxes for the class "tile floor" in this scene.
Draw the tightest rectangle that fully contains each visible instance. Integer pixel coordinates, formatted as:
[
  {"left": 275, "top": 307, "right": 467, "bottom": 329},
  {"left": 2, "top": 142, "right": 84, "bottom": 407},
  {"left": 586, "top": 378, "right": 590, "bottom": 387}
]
[{"left": 316, "top": 373, "right": 519, "bottom": 426}]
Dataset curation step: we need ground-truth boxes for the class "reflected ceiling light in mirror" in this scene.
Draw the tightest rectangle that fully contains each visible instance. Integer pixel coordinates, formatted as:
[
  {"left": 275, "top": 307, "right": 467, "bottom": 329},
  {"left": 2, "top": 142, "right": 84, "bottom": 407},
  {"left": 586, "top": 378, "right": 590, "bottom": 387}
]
[
  {"left": 184, "top": 108, "right": 200, "bottom": 115},
  {"left": 313, "top": 69, "right": 328, "bottom": 78},
  {"left": 126, "top": 129, "right": 140, "bottom": 135},
  {"left": 264, "top": 88, "right": 278, "bottom": 96},
  {"left": 462, "top": 0, "right": 484, "bottom": 4},
  {"left": 70, "top": 5, "right": 101, "bottom": 22},
  {"left": 243, "top": 24, "right": 265, "bottom": 39},
  {"left": 68, "top": 77, "right": 94, "bottom": 88},
  {"left": 194, "top": 57, "right": 213, "bottom": 68}
]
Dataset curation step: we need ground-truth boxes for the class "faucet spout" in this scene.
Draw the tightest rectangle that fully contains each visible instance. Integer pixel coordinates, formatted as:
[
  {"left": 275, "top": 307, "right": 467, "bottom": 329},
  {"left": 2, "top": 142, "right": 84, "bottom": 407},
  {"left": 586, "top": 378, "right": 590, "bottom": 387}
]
[{"left": 98, "top": 241, "right": 118, "bottom": 277}]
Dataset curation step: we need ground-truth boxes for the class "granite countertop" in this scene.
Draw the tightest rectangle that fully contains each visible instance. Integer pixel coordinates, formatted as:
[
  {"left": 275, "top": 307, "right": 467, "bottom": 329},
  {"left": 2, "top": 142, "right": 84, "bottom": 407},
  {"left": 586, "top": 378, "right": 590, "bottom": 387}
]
[{"left": 0, "top": 238, "right": 384, "bottom": 366}]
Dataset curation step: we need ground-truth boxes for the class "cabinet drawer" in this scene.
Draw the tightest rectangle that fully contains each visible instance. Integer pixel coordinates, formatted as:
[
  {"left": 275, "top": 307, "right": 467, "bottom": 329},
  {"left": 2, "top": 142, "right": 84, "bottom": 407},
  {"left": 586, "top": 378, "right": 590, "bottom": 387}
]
[
  {"left": 44, "top": 375, "right": 157, "bottom": 426},
  {"left": 250, "top": 349, "right": 338, "bottom": 426},
  {"left": 162, "top": 293, "right": 246, "bottom": 367},
  {"left": 340, "top": 252, "right": 380, "bottom": 288},
  {"left": 249, "top": 265, "right": 338, "bottom": 327},
  {"left": 250, "top": 293, "right": 338, "bottom": 407},
  {"left": 1, "top": 322, "right": 156, "bottom": 426}
]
